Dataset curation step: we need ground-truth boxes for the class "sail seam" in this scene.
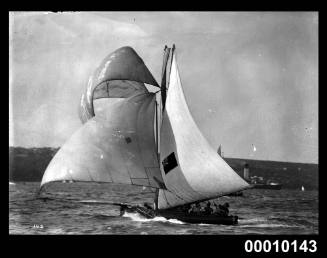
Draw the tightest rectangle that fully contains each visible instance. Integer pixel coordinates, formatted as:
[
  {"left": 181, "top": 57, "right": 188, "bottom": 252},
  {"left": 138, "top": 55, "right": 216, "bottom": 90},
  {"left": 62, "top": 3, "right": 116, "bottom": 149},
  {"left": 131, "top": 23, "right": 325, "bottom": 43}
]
[
  {"left": 93, "top": 79, "right": 156, "bottom": 95},
  {"left": 134, "top": 95, "right": 159, "bottom": 188},
  {"left": 143, "top": 168, "right": 152, "bottom": 188},
  {"left": 135, "top": 96, "right": 149, "bottom": 170},
  {"left": 168, "top": 190, "right": 187, "bottom": 202},
  {"left": 167, "top": 184, "right": 191, "bottom": 203},
  {"left": 119, "top": 99, "right": 134, "bottom": 185}
]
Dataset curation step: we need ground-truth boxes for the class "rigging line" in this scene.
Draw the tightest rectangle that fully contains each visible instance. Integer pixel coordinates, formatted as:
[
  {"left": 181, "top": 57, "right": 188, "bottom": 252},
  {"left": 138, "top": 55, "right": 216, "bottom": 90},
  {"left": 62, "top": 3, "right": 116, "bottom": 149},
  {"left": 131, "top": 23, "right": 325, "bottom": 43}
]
[
  {"left": 143, "top": 168, "right": 152, "bottom": 188},
  {"left": 94, "top": 79, "right": 160, "bottom": 91},
  {"left": 126, "top": 91, "right": 154, "bottom": 104},
  {"left": 118, "top": 99, "right": 136, "bottom": 186},
  {"left": 151, "top": 98, "right": 161, "bottom": 167},
  {"left": 154, "top": 189, "right": 159, "bottom": 209},
  {"left": 162, "top": 189, "right": 172, "bottom": 207}
]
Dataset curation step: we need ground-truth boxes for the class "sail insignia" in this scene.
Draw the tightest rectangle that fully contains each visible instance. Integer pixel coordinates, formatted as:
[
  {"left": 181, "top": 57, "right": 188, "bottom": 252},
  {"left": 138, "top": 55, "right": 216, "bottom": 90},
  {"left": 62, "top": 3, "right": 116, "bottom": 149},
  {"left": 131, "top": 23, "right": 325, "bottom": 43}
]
[{"left": 162, "top": 152, "right": 178, "bottom": 174}]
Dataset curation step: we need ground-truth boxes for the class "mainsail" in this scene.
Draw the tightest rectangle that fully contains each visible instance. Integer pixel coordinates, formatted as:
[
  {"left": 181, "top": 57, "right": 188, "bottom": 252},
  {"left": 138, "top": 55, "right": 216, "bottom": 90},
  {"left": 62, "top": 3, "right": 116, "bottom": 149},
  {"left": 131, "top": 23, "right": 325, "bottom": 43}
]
[
  {"left": 157, "top": 51, "right": 249, "bottom": 209},
  {"left": 41, "top": 47, "right": 165, "bottom": 189}
]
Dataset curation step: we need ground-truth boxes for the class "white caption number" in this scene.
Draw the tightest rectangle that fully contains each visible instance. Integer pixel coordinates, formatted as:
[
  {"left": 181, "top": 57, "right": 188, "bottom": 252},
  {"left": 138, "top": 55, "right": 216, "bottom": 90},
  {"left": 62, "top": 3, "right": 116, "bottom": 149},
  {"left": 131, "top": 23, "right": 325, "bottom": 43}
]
[
  {"left": 308, "top": 240, "right": 317, "bottom": 252},
  {"left": 245, "top": 240, "right": 317, "bottom": 253}
]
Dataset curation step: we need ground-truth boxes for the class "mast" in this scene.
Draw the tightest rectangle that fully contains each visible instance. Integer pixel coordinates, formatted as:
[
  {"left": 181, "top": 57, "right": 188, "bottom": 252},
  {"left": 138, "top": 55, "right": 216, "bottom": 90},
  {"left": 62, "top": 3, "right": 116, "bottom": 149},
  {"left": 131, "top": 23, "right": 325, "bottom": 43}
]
[
  {"left": 155, "top": 100, "right": 160, "bottom": 157},
  {"left": 154, "top": 188, "right": 159, "bottom": 210},
  {"left": 161, "top": 45, "right": 174, "bottom": 111}
]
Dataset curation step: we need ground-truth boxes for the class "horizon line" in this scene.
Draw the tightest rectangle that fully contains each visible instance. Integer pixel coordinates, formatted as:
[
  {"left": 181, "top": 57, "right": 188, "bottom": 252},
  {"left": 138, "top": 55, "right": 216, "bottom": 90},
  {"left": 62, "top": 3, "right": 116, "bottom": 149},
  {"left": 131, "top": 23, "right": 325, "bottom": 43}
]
[{"left": 9, "top": 145, "right": 319, "bottom": 166}]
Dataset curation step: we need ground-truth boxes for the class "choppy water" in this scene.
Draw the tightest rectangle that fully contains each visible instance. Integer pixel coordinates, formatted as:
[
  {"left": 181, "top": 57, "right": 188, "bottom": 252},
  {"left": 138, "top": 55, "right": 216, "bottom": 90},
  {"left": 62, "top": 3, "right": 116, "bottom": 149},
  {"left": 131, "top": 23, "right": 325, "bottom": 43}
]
[{"left": 9, "top": 182, "right": 318, "bottom": 234}]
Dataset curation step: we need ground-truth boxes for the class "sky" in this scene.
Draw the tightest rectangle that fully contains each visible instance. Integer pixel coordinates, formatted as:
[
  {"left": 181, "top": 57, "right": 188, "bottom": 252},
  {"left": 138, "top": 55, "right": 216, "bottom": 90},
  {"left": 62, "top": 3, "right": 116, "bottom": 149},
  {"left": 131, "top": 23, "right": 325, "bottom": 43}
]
[{"left": 9, "top": 12, "right": 318, "bottom": 164}]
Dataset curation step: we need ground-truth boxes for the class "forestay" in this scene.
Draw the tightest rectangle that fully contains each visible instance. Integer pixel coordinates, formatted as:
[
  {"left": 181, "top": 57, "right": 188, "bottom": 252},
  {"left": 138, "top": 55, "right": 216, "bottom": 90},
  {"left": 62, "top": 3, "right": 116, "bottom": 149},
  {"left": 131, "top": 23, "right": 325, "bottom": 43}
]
[{"left": 157, "top": 53, "right": 250, "bottom": 209}]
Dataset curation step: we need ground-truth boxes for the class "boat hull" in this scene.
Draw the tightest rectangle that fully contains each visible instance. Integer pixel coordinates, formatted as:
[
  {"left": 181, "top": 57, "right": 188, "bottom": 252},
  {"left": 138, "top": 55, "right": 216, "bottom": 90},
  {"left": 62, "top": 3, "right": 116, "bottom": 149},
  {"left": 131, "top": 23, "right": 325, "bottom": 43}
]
[
  {"left": 123, "top": 206, "right": 238, "bottom": 225},
  {"left": 157, "top": 209, "right": 238, "bottom": 225}
]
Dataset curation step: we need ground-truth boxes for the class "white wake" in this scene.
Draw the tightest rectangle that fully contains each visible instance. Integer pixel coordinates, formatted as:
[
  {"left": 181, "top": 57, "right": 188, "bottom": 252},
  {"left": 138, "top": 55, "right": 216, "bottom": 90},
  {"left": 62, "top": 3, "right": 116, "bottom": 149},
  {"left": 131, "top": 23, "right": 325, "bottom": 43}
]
[
  {"left": 123, "top": 212, "right": 185, "bottom": 224},
  {"left": 239, "top": 217, "right": 302, "bottom": 228}
]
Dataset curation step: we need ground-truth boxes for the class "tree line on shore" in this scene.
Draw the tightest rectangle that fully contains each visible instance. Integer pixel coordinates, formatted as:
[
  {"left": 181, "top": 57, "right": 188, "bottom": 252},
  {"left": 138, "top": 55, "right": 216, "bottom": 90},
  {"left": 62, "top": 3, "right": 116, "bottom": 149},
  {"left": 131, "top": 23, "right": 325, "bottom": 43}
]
[{"left": 9, "top": 147, "right": 318, "bottom": 190}]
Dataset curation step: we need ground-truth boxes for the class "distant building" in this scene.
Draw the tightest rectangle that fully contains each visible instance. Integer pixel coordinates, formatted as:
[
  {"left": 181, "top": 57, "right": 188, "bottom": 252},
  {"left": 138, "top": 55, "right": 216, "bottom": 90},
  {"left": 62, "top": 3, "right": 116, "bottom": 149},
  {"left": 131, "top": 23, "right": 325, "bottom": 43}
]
[
  {"left": 217, "top": 145, "right": 222, "bottom": 157},
  {"left": 243, "top": 163, "right": 250, "bottom": 181}
]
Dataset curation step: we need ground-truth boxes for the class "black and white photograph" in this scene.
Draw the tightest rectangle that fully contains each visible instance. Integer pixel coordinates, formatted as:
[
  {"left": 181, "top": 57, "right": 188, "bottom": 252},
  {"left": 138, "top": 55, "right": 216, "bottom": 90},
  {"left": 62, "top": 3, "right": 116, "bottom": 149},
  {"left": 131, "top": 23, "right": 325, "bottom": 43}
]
[{"left": 9, "top": 11, "right": 318, "bottom": 236}]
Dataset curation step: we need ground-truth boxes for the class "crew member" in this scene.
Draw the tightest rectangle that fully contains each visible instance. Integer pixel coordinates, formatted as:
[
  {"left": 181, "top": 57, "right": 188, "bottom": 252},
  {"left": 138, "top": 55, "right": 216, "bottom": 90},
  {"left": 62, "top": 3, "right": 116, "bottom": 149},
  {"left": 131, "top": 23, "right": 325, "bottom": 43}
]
[
  {"left": 204, "top": 201, "right": 213, "bottom": 215},
  {"left": 199, "top": 203, "right": 205, "bottom": 212},
  {"left": 219, "top": 202, "right": 230, "bottom": 216},
  {"left": 188, "top": 204, "right": 195, "bottom": 213},
  {"left": 213, "top": 202, "right": 223, "bottom": 216},
  {"left": 192, "top": 203, "right": 201, "bottom": 214}
]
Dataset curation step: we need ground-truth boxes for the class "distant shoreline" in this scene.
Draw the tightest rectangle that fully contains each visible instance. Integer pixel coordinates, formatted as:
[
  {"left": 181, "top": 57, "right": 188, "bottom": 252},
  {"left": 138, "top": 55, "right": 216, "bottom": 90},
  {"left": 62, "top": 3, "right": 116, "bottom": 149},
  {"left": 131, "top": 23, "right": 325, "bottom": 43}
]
[
  {"left": 9, "top": 147, "right": 318, "bottom": 190},
  {"left": 9, "top": 146, "right": 318, "bottom": 165}
]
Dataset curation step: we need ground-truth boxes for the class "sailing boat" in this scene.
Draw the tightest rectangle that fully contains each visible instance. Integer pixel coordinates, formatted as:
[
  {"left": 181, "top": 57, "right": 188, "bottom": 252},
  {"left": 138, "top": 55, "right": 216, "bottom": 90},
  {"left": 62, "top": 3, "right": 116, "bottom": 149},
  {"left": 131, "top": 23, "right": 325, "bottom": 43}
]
[{"left": 39, "top": 45, "right": 250, "bottom": 225}]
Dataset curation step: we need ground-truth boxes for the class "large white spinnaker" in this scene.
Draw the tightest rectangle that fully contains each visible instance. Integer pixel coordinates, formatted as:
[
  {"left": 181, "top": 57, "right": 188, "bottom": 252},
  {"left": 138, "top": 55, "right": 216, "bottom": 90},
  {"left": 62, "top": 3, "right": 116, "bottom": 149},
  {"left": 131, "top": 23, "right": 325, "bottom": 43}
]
[
  {"left": 157, "top": 52, "right": 250, "bottom": 209},
  {"left": 41, "top": 46, "right": 165, "bottom": 190}
]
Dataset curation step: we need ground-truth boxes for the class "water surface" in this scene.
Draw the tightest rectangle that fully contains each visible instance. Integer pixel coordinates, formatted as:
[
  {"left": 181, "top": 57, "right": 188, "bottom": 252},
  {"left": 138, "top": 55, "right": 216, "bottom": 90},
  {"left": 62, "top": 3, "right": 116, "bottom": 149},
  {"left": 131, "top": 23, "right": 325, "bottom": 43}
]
[{"left": 9, "top": 182, "right": 318, "bottom": 234}]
